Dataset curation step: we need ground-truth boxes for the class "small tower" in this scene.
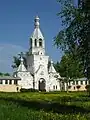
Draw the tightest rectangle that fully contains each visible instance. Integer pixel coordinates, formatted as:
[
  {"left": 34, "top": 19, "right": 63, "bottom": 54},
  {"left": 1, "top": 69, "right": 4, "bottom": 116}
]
[
  {"left": 49, "top": 60, "right": 57, "bottom": 73},
  {"left": 30, "top": 16, "right": 45, "bottom": 55},
  {"left": 17, "top": 53, "right": 27, "bottom": 72}
]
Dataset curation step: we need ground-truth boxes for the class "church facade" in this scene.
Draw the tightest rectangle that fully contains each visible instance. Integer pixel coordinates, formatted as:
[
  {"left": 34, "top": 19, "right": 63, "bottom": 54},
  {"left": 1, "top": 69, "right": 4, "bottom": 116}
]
[{"left": 15, "top": 16, "right": 61, "bottom": 92}]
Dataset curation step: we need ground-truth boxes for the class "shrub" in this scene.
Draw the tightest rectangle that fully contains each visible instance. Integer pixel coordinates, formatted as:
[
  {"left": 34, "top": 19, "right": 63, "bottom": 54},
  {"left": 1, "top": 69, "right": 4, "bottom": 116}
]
[
  {"left": 20, "top": 88, "right": 39, "bottom": 92},
  {"left": 85, "top": 85, "right": 90, "bottom": 96}
]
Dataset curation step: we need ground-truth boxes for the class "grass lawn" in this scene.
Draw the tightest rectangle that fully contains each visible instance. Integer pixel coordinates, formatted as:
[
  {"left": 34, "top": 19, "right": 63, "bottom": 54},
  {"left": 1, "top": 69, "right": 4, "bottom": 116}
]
[{"left": 0, "top": 91, "right": 90, "bottom": 120}]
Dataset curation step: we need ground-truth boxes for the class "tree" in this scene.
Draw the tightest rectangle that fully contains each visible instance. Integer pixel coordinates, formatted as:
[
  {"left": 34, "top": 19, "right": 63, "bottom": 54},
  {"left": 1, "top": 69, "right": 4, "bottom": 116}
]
[
  {"left": 0, "top": 72, "right": 10, "bottom": 76},
  {"left": 54, "top": 52, "right": 84, "bottom": 92},
  {"left": 54, "top": 0, "right": 90, "bottom": 80},
  {"left": 0, "top": 72, "right": 3, "bottom": 76},
  {"left": 12, "top": 52, "right": 27, "bottom": 69},
  {"left": 4, "top": 73, "right": 10, "bottom": 76},
  {"left": 54, "top": 52, "right": 84, "bottom": 79},
  {"left": 12, "top": 56, "right": 21, "bottom": 69}
]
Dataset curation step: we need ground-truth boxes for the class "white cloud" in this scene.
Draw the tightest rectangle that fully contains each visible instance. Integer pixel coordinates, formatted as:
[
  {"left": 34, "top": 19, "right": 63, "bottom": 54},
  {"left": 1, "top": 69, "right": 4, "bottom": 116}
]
[{"left": 0, "top": 44, "right": 26, "bottom": 73}]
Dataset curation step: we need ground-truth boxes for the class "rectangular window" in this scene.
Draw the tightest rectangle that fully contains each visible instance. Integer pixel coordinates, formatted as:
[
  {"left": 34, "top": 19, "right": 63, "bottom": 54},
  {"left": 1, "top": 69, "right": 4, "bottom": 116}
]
[
  {"left": 0, "top": 80, "right": 2, "bottom": 84},
  {"left": 9, "top": 80, "right": 12, "bottom": 84},
  {"left": 73, "top": 81, "right": 75, "bottom": 85},
  {"left": 76, "top": 81, "right": 78, "bottom": 85},
  {"left": 14, "top": 80, "right": 17, "bottom": 85},
  {"left": 56, "top": 85, "right": 57, "bottom": 89},
  {"left": 81, "top": 81, "right": 83, "bottom": 85},
  {"left": 5, "top": 80, "right": 8, "bottom": 84}
]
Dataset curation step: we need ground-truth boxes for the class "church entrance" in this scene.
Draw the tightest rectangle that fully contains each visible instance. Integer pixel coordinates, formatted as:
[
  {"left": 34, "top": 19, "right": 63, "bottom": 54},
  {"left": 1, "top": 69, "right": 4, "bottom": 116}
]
[{"left": 38, "top": 78, "right": 46, "bottom": 91}]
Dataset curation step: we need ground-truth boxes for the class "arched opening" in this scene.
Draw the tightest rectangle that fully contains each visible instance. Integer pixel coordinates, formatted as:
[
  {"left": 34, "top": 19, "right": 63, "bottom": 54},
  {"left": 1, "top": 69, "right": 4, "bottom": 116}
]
[
  {"left": 38, "top": 78, "right": 46, "bottom": 91},
  {"left": 39, "top": 39, "right": 42, "bottom": 47},
  {"left": 35, "top": 39, "right": 37, "bottom": 47},
  {"left": 17, "top": 87, "right": 19, "bottom": 92}
]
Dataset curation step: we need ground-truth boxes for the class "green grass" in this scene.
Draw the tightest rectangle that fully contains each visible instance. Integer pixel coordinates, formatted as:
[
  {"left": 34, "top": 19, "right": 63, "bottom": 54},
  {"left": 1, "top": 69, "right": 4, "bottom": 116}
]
[{"left": 0, "top": 92, "right": 90, "bottom": 120}]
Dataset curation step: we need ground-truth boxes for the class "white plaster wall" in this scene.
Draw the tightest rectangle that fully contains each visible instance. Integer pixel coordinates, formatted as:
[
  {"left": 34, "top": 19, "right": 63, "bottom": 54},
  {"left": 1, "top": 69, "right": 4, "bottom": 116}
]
[
  {"left": 34, "top": 63, "right": 49, "bottom": 91},
  {"left": 17, "top": 72, "right": 33, "bottom": 89},
  {"left": 33, "top": 55, "right": 49, "bottom": 72},
  {"left": 48, "top": 73, "right": 60, "bottom": 91},
  {"left": 31, "top": 47, "right": 45, "bottom": 55}
]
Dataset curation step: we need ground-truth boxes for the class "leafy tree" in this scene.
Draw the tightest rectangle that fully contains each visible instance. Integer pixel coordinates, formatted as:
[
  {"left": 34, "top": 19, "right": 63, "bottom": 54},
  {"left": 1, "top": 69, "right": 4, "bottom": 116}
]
[
  {"left": 54, "top": 0, "right": 90, "bottom": 80},
  {"left": 12, "top": 52, "right": 27, "bottom": 69},
  {"left": 54, "top": 52, "right": 84, "bottom": 79},
  {"left": 0, "top": 72, "right": 3, "bottom": 76},
  {"left": 4, "top": 73, "right": 10, "bottom": 76},
  {"left": 12, "top": 56, "right": 21, "bottom": 69},
  {"left": 54, "top": 52, "right": 84, "bottom": 92},
  {"left": 0, "top": 72, "right": 10, "bottom": 76}
]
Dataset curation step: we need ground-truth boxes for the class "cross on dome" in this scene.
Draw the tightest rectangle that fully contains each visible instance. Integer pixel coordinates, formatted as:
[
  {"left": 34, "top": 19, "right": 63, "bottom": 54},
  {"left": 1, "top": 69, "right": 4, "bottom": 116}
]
[
  {"left": 30, "top": 15, "right": 45, "bottom": 55},
  {"left": 51, "top": 59, "right": 53, "bottom": 64},
  {"left": 34, "top": 16, "right": 40, "bottom": 28},
  {"left": 20, "top": 52, "right": 24, "bottom": 63}
]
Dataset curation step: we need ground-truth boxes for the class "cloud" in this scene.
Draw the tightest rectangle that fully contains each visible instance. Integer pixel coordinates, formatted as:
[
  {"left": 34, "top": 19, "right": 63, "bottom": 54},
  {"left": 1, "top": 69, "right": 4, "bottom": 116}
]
[{"left": 0, "top": 44, "right": 26, "bottom": 73}]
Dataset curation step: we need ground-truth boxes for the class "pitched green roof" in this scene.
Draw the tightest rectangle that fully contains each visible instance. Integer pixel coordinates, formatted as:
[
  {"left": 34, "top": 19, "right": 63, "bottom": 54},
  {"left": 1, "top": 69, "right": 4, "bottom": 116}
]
[{"left": 0, "top": 76, "right": 21, "bottom": 80}]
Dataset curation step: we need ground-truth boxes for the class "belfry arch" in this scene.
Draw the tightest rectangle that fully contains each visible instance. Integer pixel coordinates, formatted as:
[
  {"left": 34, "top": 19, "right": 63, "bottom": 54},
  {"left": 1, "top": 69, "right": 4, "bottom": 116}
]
[{"left": 39, "top": 38, "right": 42, "bottom": 47}]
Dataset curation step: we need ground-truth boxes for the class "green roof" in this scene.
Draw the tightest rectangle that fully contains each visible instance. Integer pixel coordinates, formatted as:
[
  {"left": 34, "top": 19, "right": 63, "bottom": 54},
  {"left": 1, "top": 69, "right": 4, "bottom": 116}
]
[{"left": 0, "top": 76, "right": 21, "bottom": 80}]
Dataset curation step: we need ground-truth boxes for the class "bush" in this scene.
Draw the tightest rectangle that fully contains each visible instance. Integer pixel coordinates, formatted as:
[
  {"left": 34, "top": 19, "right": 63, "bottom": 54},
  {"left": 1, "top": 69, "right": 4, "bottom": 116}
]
[
  {"left": 20, "top": 88, "right": 39, "bottom": 92},
  {"left": 85, "top": 85, "right": 90, "bottom": 96}
]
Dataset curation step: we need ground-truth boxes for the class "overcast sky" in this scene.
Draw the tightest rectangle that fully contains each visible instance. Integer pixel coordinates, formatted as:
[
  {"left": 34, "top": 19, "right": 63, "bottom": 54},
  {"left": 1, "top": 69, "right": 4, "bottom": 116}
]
[{"left": 0, "top": 0, "right": 65, "bottom": 73}]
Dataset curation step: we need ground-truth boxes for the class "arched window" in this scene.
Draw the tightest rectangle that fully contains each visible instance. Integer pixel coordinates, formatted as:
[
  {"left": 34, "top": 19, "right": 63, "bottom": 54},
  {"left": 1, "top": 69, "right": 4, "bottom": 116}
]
[
  {"left": 53, "top": 85, "right": 55, "bottom": 90},
  {"left": 35, "top": 39, "right": 37, "bottom": 47},
  {"left": 39, "top": 39, "right": 42, "bottom": 47}
]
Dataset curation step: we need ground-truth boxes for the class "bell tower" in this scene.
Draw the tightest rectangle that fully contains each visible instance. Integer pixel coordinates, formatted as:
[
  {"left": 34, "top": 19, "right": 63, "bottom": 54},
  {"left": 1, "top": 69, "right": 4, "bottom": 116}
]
[
  {"left": 27, "top": 16, "right": 49, "bottom": 91},
  {"left": 30, "top": 16, "right": 45, "bottom": 55}
]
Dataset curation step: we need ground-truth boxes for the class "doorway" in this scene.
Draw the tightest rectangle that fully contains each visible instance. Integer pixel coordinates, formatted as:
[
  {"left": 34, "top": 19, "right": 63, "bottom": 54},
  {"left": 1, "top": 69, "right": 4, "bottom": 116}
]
[{"left": 39, "top": 78, "right": 46, "bottom": 91}]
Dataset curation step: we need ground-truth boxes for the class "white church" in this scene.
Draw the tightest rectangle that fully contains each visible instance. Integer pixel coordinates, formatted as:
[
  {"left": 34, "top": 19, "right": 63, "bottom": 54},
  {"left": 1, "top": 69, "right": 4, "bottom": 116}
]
[
  {"left": 15, "top": 16, "right": 61, "bottom": 92},
  {"left": 0, "top": 16, "right": 61, "bottom": 92}
]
